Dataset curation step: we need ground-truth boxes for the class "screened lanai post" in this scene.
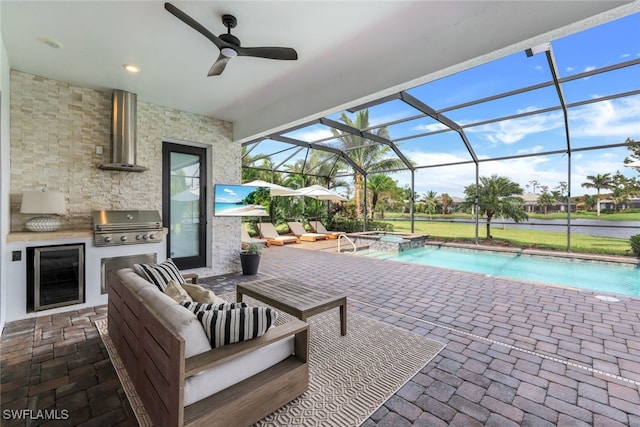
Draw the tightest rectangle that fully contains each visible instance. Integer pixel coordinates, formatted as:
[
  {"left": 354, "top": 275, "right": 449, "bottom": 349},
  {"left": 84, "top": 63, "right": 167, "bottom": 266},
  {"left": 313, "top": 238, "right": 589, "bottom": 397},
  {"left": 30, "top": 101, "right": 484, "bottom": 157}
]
[
  {"left": 411, "top": 170, "right": 415, "bottom": 233},
  {"left": 398, "top": 92, "right": 480, "bottom": 241},
  {"left": 475, "top": 165, "right": 479, "bottom": 245},
  {"left": 363, "top": 175, "right": 368, "bottom": 231},
  {"left": 546, "top": 46, "right": 572, "bottom": 252},
  {"left": 528, "top": 42, "right": 573, "bottom": 251},
  {"left": 567, "top": 155, "right": 572, "bottom": 251}
]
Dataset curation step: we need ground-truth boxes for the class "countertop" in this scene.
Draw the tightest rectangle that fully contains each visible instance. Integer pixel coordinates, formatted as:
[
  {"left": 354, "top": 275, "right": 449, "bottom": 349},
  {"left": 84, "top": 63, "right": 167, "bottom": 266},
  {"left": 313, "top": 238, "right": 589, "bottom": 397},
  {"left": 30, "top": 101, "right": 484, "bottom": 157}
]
[
  {"left": 7, "top": 228, "right": 168, "bottom": 243},
  {"left": 7, "top": 229, "right": 93, "bottom": 243}
]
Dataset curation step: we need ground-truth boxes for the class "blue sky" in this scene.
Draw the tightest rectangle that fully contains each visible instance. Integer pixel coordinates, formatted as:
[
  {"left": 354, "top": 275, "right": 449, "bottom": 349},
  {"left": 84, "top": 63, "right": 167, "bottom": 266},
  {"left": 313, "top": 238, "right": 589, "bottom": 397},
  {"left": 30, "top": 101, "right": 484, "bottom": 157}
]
[{"left": 253, "top": 12, "right": 639, "bottom": 199}]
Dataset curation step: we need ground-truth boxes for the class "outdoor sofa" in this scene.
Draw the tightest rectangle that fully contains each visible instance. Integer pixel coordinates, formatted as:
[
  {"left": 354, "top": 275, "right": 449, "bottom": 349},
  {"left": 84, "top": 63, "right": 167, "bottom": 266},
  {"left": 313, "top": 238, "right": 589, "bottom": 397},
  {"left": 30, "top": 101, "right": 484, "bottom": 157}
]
[{"left": 107, "top": 264, "right": 309, "bottom": 427}]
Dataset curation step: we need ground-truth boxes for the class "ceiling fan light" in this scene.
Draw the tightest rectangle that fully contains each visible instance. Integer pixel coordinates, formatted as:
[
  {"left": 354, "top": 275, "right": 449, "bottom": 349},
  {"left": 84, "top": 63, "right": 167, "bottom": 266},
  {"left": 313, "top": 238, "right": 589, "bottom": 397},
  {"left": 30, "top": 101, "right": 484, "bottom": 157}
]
[{"left": 221, "top": 47, "right": 237, "bottom": 58}]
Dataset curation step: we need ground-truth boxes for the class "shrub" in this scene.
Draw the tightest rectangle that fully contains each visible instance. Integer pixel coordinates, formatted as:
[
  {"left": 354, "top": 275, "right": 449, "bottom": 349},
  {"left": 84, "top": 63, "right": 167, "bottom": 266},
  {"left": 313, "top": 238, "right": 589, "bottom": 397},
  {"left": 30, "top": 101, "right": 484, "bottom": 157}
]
[
  {"left": 330, "top": 219, "right": 394, "bottom": 232},
  {"left": 630, "top": 234, "right": 640, "bottom": 257}
]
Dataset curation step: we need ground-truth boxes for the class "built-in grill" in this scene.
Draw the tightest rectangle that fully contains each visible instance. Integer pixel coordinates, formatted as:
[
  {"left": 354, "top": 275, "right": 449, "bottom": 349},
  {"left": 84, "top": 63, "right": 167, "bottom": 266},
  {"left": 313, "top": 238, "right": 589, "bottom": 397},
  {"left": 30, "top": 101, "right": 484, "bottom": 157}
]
[{"left": 92, "top": 210, "right": 163, "bottom": 247}]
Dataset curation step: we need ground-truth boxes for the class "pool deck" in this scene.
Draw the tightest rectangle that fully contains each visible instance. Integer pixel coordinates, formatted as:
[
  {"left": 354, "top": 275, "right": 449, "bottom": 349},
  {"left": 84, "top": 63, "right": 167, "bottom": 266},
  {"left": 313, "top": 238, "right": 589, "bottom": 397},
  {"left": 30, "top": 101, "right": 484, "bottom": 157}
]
[{"left": 2, "top": 243, "right": 639, "bottom": 426}]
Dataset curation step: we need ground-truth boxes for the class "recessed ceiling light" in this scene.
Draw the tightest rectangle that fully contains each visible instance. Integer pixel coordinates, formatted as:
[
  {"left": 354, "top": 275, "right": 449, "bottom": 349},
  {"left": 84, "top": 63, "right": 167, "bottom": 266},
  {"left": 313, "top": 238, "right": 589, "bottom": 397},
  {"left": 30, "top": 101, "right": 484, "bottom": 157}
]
[
  {"left": 39, "top": 38, "right": 63, "bottom": 49},
  {"left": 123, "top": 64, "right": 141, "bottom": 73}
]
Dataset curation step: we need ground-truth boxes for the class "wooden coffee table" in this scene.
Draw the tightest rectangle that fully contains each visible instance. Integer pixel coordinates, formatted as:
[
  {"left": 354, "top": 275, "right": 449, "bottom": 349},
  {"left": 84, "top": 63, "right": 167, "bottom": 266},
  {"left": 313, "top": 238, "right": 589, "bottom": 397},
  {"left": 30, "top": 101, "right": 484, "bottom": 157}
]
[{"left": 237, "top": 278, "right": 347, "bottom": 335}]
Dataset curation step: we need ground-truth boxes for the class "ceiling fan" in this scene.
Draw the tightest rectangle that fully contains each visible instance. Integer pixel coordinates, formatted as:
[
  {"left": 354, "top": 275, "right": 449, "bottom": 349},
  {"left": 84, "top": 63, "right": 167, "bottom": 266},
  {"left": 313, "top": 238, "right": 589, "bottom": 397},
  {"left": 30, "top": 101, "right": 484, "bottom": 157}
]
[{"left": 164, "top": 2, "right": 298, "bottom": 76}]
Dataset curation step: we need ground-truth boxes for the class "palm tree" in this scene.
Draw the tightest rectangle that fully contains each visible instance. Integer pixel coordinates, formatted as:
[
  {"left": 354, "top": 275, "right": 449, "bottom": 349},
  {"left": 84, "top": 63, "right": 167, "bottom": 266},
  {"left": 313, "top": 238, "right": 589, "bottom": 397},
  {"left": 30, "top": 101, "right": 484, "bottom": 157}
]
[
  {"left": 460, "top": 174, "right": 528, "bottom": 239},
  {"left": 581, "top": 173, "right": 614, "bottom": 216},
  {"left": 555, "top": 181, "right": 568, "bottom": 199},
  {"left": 421, "top": 191, "right": 438, "bottom": 221},
  {"left": 332, "top": 110, "right": 407, "bottom": 217},
  {"left": 440, "top": 193, "right": 453, "bottom": 214},
  {"left": 241, "top": 148, "right": 275, "bottom": 183},
  {"left": 623, "top": 137, "right": 640, "bottom": 171},
  {"left": 537, "top": 191, "right": 555, "bottom": 214},
  {"left": 610, "top": 171, "right": 640, "bottom": 212},
  {"left": 367, "top": 174, "right": 397, "bottom": 219}
]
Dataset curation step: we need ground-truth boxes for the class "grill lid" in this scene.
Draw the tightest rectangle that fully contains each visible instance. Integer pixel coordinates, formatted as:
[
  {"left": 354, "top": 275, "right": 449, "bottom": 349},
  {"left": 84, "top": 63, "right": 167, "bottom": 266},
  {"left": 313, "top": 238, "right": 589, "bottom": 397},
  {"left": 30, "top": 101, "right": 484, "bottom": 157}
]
[{"left": 92, "top": 210, "right": 162, "bottom": 231}]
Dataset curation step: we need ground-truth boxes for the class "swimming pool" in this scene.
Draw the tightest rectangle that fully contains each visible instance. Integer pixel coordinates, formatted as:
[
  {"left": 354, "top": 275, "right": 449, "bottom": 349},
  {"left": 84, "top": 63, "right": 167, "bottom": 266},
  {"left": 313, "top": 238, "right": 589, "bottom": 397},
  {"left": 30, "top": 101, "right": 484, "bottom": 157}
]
[{"left": 356, "top": 246, "right": 640, "bottom": 297}]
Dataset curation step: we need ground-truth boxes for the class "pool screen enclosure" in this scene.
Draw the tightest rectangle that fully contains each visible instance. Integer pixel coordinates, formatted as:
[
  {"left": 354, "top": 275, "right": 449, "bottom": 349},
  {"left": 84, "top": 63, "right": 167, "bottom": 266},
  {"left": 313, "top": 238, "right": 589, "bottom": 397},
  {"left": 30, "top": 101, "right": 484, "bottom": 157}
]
[{"left": 241, "top": 11, "right": 640, "bottom": 250}]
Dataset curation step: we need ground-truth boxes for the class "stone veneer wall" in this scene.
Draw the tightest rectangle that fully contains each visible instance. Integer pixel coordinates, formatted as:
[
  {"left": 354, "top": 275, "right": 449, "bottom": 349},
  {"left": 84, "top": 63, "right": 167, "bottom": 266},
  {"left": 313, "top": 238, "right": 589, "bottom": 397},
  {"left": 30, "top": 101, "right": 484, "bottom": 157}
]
[{"left": 9, "top": 70, "right": 240, "bottom": 274}]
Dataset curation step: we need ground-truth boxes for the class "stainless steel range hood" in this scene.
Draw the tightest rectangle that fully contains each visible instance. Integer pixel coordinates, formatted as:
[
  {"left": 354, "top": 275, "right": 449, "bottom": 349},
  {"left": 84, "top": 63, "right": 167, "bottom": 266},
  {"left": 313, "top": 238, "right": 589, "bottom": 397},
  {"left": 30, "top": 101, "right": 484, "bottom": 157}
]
[{"left": 99, "top": 90, "right": 147, "bottom": 172}]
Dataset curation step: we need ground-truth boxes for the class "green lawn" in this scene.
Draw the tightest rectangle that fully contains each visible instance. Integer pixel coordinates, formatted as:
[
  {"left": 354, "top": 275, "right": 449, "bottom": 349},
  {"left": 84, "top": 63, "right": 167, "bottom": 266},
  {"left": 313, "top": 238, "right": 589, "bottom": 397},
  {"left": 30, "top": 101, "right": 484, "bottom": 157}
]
[
  {"left": 387, "top": 220, "right": 636, "bottom": 257},
  {"left": 386, "top": 211, "right": 640, "bottom": 221}
]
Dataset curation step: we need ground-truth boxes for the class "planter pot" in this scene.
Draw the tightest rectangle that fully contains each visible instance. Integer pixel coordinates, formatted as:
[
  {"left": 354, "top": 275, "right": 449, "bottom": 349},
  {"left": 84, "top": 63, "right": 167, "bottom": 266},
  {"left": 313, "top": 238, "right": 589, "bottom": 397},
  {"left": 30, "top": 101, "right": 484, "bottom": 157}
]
[{"left": 240, "top": 252, "right": 260, "bottom": 275}]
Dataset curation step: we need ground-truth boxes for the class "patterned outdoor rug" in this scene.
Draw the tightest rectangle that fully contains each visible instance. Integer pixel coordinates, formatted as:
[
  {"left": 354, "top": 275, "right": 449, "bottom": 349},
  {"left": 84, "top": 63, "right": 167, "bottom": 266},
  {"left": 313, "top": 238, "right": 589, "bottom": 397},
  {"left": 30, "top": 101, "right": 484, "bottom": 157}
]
[{"left": 96, "top": 297, "right": 445, "bottom": 426}]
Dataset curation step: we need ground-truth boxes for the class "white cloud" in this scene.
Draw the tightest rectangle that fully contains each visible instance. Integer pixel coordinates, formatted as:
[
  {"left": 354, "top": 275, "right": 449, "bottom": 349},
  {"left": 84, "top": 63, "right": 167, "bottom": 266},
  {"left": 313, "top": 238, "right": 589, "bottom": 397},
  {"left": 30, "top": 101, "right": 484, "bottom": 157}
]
[
  {"left": 411, "top": 122, "right": 448, "bottom": 132},
  {"left": 584, "top": 65, "right": 596, "bottom": 72},
  {"left": 288, "top": 127, "right": 334, "bottom": 143},
  {"left": 516, "top": 145, "right": 545, "bottom": 155},
  {"left": 570, "top": 96, "right": 640, "bottom": 140},
  {"left": 475, "top": 112, "right": 564, "bottom": 144}
]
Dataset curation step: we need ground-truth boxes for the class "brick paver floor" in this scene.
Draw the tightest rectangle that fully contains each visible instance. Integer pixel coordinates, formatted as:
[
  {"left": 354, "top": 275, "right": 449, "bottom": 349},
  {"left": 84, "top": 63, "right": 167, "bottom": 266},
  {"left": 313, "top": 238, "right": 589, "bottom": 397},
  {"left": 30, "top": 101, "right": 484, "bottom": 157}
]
[{"left": 2, "top": 245, "right": 639, "bottom": 426}]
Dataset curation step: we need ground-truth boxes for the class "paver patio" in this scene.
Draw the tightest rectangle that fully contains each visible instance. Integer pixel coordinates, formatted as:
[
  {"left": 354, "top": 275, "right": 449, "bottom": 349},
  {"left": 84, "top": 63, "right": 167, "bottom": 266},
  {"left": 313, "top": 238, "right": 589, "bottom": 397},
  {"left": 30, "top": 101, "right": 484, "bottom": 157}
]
[{"left": 2, "top": 244, "right": 639, "bottom": 426}]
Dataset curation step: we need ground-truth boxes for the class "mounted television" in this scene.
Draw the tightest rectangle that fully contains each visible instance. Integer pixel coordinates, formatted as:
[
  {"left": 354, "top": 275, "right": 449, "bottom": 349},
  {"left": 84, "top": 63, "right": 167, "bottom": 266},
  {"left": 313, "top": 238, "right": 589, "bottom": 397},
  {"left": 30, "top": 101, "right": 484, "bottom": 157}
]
[{"left": 213, "top": 184, "right": 269, "bottom": 217}]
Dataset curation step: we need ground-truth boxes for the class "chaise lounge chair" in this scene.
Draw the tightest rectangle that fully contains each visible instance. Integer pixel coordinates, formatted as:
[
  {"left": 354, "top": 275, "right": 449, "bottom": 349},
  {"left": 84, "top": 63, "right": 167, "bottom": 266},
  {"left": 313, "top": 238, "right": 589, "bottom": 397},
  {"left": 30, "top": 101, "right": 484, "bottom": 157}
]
[
  {"left": 257, "top": 222, "right": 300, "bottom": 246},
  {"left": 309, "top": 221, "right": 345, "bottom": 239},
  {"left": 241, "top": 226, "right": 271, "bottom": 248},
  {"left": 287, "top": 221, "right": 328, "bottom": 242}
]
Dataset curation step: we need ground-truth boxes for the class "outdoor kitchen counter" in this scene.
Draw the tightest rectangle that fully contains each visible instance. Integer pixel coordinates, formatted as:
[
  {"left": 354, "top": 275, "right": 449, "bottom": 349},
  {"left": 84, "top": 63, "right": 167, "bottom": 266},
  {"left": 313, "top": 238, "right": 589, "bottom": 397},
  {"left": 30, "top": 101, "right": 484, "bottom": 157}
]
[
  {"left": 6, "top": 230, "right": 93, "bottom": 243},
  {"left": 6, "top": 228, "right": 168, "bottom": 243},
  {"left": 4, "top": 228, "right": 169, "bottom": 323}
]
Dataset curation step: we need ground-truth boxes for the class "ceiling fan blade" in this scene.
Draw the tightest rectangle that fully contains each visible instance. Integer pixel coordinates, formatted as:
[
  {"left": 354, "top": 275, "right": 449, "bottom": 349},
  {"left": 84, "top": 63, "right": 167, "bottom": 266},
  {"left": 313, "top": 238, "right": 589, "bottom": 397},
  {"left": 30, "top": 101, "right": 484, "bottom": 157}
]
[
  {"left": 164, "top": 2, "right": 224, "bottom": 49},
  {"left": 208, "top": 54, "right": 231, "bottom": 76},
  {"left": 236, "top": 46, "right": 298, "bottom": 61}
]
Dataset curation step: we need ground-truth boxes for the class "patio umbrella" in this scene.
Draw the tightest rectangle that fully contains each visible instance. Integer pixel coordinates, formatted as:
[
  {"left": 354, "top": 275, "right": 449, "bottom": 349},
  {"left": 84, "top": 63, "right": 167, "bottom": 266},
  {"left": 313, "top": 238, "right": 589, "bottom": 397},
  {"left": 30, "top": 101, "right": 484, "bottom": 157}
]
[
  {"left": 242, "top": 180, "right": 300, "bottom": 196},
  {"left": 295, "top": 185, "right": 347, "bottom": 201}
]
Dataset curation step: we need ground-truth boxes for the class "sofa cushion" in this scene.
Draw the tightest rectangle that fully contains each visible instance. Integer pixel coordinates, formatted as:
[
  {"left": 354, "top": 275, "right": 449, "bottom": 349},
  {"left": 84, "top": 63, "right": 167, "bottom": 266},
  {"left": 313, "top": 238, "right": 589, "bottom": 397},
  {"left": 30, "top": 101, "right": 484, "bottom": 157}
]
[
  {"left": 134, "top": 259, "right": 185, "bottom": 292},
  {"left": 116, "top": 268, "right": 157, "bottom": 294},
  {"left": 197, "top": 307, "right": 278, "bottom": 348},
  {"left": 165, "top": 280, "right": 194, "bottom": 303},
  {"left": 183, "top": 335, "right": 295, "bottom": 406},
  {"left": 181, "top": 283, "right": 225, "bottom": 304},
  {"left": 181, "top": 301, "right": 247, "bottom": 314},
  {"left": 136, "top": 287, "right": 212, "bottom": 358}
]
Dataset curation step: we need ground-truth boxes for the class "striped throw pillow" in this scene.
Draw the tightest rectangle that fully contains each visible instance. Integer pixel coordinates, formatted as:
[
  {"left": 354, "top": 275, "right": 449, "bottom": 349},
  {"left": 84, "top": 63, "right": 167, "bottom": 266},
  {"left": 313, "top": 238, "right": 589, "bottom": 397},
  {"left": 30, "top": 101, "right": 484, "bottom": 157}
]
[
  {"left": 181, "top": 301, "right": 248, "bottom": 314},
  {"left": 133, "top": 259, "right": 185, "bottom": 292},
  {"left": 197, "top": 307, "right": 278, "bottom": 348}
]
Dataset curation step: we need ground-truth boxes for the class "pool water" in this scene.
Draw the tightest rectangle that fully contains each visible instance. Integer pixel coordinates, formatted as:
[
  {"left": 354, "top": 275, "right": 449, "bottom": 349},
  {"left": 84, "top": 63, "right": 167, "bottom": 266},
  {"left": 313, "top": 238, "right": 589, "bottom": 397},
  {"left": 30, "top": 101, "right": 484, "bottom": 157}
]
[{"left": 357, "top": 246, "right": 640, "bottom": 297}]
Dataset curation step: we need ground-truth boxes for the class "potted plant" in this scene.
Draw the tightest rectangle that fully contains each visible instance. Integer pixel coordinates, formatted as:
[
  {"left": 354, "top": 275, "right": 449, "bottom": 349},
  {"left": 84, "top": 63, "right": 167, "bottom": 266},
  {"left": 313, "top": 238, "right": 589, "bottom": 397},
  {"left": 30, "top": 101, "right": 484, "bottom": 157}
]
[{"left": 240, "top": 242, "right": 263, "bottom": 275}]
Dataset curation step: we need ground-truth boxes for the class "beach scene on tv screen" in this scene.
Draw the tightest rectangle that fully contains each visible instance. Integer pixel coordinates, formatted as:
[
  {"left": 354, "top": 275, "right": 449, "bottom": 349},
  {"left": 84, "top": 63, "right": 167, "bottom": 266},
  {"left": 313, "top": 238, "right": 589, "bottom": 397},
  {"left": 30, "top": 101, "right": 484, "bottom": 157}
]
[{"left": 214, "top": 185, "right": 268, "bottom": 216}]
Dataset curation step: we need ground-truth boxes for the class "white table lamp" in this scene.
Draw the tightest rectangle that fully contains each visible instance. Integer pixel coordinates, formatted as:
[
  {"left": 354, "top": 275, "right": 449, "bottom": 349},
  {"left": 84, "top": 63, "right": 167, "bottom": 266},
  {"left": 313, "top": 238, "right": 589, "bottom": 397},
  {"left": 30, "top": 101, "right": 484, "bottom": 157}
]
[{"left": 20, "top": 190, "right": 66, "bottom": 232}]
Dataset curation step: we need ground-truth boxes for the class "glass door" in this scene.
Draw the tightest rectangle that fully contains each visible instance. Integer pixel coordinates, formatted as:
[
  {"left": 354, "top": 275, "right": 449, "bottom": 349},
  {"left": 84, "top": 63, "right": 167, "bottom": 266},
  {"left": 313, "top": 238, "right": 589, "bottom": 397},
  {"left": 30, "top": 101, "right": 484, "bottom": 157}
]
[{"left": 162, "top": 143, "right": 207, "bottom": 269}]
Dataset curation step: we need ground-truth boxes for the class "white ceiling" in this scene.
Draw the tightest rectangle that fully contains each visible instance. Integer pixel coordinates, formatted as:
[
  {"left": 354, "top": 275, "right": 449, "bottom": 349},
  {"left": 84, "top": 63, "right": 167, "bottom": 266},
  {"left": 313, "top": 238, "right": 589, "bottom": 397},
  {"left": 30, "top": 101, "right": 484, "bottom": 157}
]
[{"left": 1, "top": 1, "right": 636, "bottom": 142}]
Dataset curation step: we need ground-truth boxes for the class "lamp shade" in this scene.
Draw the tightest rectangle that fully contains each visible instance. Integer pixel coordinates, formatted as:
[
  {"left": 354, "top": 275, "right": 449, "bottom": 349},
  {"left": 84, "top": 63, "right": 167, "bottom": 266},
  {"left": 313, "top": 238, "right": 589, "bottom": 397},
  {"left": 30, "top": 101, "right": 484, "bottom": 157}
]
[{"left": 21, "top": 191, "right": 66, "bottom": 215}]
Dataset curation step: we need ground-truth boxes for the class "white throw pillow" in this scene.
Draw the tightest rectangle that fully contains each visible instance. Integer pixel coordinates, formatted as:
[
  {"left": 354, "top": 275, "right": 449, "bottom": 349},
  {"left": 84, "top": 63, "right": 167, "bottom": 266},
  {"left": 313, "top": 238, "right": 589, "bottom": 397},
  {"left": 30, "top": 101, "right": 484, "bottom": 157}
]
[
  {"left": 181, "top": 283, "right": 225, "bottom": 305},
  {"left": 164, "top": 280, "right": 193, "bottom": 303}
]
